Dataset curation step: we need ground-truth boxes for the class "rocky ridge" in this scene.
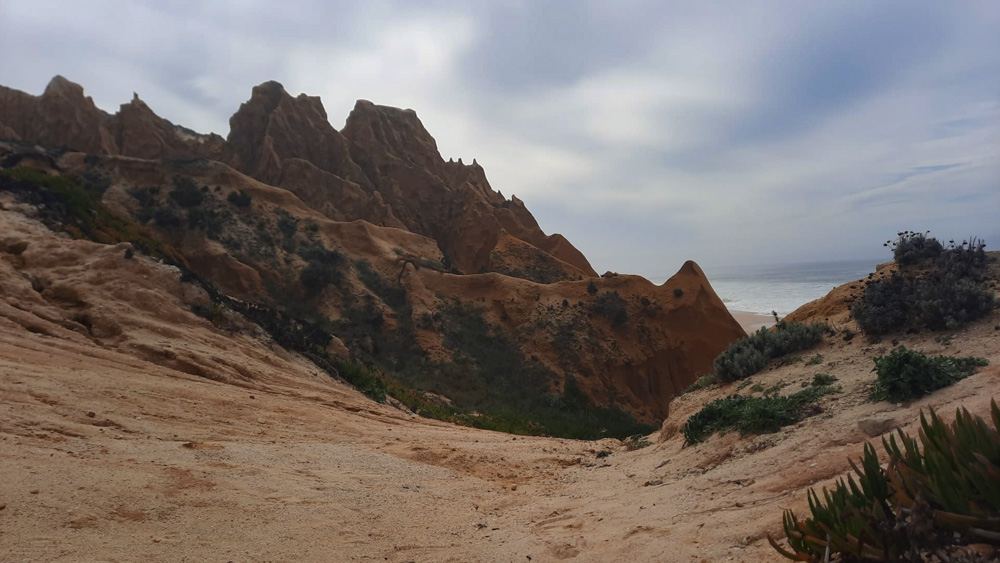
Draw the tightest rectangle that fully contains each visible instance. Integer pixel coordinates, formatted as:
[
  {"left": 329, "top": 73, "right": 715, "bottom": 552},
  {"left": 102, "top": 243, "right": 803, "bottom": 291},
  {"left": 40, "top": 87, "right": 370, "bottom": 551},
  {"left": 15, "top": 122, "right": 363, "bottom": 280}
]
[{"left": 0, "top": 76, "right": 746, "bottom": 426}]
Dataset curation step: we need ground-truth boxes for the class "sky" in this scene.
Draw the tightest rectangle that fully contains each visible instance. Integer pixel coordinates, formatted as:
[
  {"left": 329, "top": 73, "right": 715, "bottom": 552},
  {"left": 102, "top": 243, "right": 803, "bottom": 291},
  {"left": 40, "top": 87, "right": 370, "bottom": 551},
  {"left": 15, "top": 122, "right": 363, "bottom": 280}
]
[{"left": 1, "top": 1, "right": 998, "bottom": 281}]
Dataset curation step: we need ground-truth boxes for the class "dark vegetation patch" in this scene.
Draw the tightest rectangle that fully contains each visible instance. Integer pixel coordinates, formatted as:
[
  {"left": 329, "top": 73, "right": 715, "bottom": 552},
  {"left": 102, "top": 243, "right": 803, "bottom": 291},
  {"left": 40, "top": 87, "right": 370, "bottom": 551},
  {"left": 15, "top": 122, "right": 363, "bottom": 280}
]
[
  {"left": 805, "top": 354, "right": 824, "bottom": 366},
  {"left": 355, "top": 259, "right": 406, "bottom": 310},
  {"left": 0, "top": 167, "right": 186, "bottom": 265},
  {"left": 869, "top": 347, "right": 988, "bottom": 403},
  {"left": 811, "top": 373, "right": 837, "bottom": 386},
  {"left": 851, "top": 231, "right": 996, "bottom": 335},
  {"left": 491, "top": 248, "right": 572, "bottom": 284},
  {"left": 186, "top": 207, "right": 226, "bottom": 239},
  {"left": 682, "top": 384, "right": 837, "bottom": 445},
  {"left": 227, "top": 190, "right": 252, "bottom": 207},
  {"left": 590, "top": 291, "right": 628, "bottom": 327},
  {"left": 713, "top": 321, "right": 828, "bottom": 382},
  {"left": 297, "top": 245, "right": 345, "bottom": 296},
  {"left": 275, "top": 208, "right": 298, "bottom": 238},
  {"left": 333, "top": 296, "right": 652, "bottom": 439},
  {"left": 153, "top": 207, "right": 182, "bottom": 228},
  {"left": 168, "top": 176, "right": 204, "bottom": 207}
]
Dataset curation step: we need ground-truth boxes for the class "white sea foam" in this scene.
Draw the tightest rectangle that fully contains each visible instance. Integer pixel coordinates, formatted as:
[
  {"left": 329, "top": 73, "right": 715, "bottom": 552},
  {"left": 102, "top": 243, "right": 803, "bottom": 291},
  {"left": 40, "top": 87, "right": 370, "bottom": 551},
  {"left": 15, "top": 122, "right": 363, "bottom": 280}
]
[{"left": 704, "top": 259, "right": 880, "bottom": 316}]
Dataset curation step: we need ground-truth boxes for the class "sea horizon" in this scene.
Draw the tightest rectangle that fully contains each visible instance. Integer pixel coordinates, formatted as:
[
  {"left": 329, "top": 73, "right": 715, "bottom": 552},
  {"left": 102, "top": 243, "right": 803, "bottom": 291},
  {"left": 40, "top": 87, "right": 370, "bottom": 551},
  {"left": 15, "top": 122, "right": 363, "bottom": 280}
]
[{"left": 700, "top": 257, "right": 884, "bottom": 317}]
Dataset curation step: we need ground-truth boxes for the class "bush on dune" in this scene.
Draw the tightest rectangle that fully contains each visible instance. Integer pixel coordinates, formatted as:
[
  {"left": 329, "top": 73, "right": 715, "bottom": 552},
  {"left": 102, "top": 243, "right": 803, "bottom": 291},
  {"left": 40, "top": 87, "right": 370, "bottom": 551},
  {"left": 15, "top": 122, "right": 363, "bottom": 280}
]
[
  {"left": 713, "top": 321, "right": 829, "bottom": 382},
  {"left": 682, "top": 384, "right": 836, "bottom": 445},
  {"left": 852, "top": 231, "right": 996, "bottom": 335},
  {"left": 869, "top": 346, "right": 988, "bottom": 403}
]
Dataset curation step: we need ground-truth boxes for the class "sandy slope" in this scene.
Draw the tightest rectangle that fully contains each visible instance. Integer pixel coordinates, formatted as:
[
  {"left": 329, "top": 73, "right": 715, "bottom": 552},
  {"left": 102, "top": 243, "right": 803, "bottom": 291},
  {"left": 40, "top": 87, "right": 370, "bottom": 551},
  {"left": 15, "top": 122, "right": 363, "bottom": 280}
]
[{"left": 2, "top": 206, "right": 999, "bottom": 561}]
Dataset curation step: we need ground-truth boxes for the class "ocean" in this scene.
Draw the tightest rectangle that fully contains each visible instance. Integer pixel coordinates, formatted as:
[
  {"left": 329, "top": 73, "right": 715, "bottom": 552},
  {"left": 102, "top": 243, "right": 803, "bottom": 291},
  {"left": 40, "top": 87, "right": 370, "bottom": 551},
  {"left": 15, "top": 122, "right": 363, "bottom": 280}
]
[{"left": 701, "top": 258, "right": 882, "bottom": 316}]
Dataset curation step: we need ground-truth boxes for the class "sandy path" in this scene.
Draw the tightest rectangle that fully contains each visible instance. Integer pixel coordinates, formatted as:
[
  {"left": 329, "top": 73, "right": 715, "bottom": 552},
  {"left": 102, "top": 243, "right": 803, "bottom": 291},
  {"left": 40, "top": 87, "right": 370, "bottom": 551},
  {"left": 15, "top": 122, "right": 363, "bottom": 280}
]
[{"left": 5, "top": 310, "right": 998, "bottom": 562}]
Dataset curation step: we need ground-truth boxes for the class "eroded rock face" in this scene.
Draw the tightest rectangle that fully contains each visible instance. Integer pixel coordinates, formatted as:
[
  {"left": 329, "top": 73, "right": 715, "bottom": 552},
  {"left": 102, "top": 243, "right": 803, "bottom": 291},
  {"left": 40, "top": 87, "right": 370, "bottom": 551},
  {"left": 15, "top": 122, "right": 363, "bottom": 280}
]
[
  {"left": 223, "top": 81, "right": 366, "bottom": 186},
  {"left": 0, "top": 77, "right": 747, "bottom": 422},
  {"left": 0, "top": 76, "right": 222, "bottom": 161},
  {"left": 0, "top": 76, "right": 118, "bottom": 154},
  {"left": 404, "top": 259, "right": 746, "bottom": 421},
  {"left": 0, "top": 77, "right": 596, "bottom": 281},
  {"left": 340, "top": 99, "right": 598, "bottom": 276},
  {"left": 111, "top": 94, "right": 224, "bottom": 161}
]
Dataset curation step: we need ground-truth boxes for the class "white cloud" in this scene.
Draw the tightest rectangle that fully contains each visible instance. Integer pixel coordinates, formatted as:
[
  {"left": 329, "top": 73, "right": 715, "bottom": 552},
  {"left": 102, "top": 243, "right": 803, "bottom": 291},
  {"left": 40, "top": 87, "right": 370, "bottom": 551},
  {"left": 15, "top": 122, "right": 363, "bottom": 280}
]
[{"left": 0, "top": 0, "right": 996, "bottom": 274}]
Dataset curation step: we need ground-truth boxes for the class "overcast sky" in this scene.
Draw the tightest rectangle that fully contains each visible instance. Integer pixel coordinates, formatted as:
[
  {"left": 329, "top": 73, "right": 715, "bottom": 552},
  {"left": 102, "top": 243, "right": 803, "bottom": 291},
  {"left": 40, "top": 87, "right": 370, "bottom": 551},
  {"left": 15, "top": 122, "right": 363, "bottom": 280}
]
[{"left": 1, "top": 1, "right": 997, "bottom": 280}]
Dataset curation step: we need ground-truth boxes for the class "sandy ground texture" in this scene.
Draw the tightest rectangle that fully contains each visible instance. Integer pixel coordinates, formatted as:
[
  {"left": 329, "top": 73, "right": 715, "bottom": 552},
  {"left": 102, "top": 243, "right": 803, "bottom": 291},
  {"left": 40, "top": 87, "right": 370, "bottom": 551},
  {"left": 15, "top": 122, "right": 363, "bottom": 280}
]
[
  {"left": 2, "top": 206, "right": 1000, "bottom": 562},
  {"left": 729, "top": 311, "right": 775, "bottom": 334}
]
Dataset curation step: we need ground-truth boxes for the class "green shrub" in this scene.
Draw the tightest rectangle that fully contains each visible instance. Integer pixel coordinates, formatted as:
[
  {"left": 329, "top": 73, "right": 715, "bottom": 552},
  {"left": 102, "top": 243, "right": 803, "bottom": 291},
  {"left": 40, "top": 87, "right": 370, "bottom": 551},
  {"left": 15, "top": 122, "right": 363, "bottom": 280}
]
[
  {"left": 713, "top": 322, "right": 828, "bottom": 382},
  {"left": 913, "top": 274, "right": 996, "bottom": 330},
  {"left": 298, "top": 246, "right": 345, "bottom": 296},
  {"left": 0, "top": 168, "right": 186, "bottom": 266},
  {"left": 127, "top": 186, "right": 160, "bottom": 207},
  {"left": 186, "top": 207, "right": 225, "bottom": 238},
  {"left": 811, "top": 373, "right": 837, "bottom": 386},
  {"left": 355, "top": 259, "right": 406, "bottom": 310},
  {"left": 805, "top": 354, "right": 824, "bottom": 366},
  {"left": 168, "top": 176, "right": 204, "bottom": 207},
  {"left": 590, "top": 291, "right": 628, "bottom": 327},
  {"left": 432, "top": 301, "right": 652, "bottom": 439},
  {"left": 275, "top": 208, "right": 299, "bottom": 238},
  {"left": 227, "top": 190, "right": 252, "bottom": 207},
  {"left": 713, "top": 345, "right": 768, "bottom": 383},
  {"left": 776, "top": 354, "right": 803, "bottom": 367},
  {"left": 624, "top": 435, "right": 652, "bottom": 451},
  {"left": 770, "top": 401, "right": 1000, "bottom": 560},
  {"left": 853, "top": 233, "right": 995, "bottom": 335},
  {"left": 869, "top": 347, "right": 988, "bottom": 402},
  {"left": 887, "top": 230, "right": 943, "bottom": 266},
  {"left": 334, "top": 358, "right": 387, "bottom": 402},
  {"left": 853, "top": 271, "right": 995, "bottom": 335},
  {"left": 78, "top": 169, "right": 111, "bottom": 197},
  {"left": 153, "top": 207, "right": 182, "bottom": 228},
  {"left": 937, "top": 236, "right": 988, "bottom": 278},
  {"left": 682, "top": 385, "right": 835, "bottom": 445}
]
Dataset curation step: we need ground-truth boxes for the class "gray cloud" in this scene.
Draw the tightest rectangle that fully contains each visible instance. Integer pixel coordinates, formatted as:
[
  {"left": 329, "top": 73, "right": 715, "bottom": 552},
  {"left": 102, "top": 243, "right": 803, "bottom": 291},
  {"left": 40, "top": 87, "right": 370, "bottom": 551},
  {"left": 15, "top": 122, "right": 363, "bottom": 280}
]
[{"left": 1, "top": 0, "right": 997, "bottom": 280}]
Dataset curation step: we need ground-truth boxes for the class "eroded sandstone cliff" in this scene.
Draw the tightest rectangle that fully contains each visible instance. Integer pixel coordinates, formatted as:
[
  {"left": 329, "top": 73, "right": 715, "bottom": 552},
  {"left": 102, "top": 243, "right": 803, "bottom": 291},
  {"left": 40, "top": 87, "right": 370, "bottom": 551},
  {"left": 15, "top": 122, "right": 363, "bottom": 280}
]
[{"left": 0, "top": 76, "right": 746, "bottom": 429}]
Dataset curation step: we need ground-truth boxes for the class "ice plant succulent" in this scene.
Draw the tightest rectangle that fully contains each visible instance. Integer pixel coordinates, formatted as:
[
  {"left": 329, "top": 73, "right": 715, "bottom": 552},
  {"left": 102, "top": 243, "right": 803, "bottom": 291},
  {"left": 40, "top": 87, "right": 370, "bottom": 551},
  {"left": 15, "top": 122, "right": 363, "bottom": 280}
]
[{"left": 770, "top": 400, "right": 1000, "bottom": 561}]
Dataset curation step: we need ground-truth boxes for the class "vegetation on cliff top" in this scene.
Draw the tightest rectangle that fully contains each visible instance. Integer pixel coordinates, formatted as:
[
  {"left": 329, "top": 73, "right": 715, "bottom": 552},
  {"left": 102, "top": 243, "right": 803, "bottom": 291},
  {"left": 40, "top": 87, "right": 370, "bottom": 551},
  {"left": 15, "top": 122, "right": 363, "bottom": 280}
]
[
  {"left": 851, "top": 231, "right": 997, "bottom": 335},
  {"left": 713, "top": 320, "right": 829, "bottom": 382}
]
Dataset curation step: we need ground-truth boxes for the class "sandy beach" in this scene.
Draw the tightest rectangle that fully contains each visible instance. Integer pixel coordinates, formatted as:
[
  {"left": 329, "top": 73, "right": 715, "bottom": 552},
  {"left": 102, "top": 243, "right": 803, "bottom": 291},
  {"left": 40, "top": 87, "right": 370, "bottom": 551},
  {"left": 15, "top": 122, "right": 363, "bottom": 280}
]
[{"left": 729, "top": 310, "right": 775, "bottom": 333}]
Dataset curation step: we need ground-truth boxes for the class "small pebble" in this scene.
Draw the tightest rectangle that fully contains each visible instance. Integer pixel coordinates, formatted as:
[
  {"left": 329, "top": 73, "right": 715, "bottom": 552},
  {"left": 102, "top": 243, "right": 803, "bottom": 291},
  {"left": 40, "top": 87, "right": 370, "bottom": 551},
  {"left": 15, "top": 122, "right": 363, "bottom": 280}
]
[{"left": 29, "top": 489, "right": 39, "bottom": 495}]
